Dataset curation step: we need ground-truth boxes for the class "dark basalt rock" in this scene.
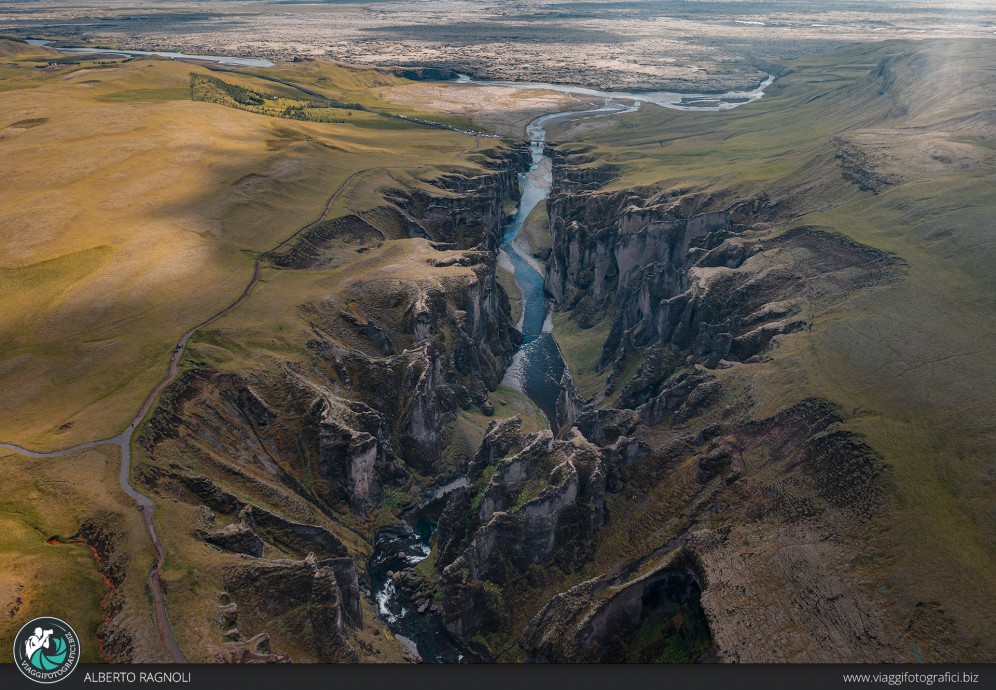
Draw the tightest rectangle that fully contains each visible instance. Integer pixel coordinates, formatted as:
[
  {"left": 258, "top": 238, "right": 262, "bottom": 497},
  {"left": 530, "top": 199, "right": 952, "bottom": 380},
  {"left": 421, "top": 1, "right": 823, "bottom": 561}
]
[
  {"left": 438, "top": 424, "right": 608, "bottom": 643},
  {"left": 544, "top": 156, "right": 903, "bottom": 417},
  {"left": 391, "top": 67, "right": 461, "bottom": 82},
  {"left": 520, "top": 394, "right": 892, "bottom": 663},
  {"left": 272, "top": 215, "right": 386, "bottom": 270},
  {"left": 204, "top": 516, "right": 265, "bottom": 558},
  {"left": 223, "top": 555, "right": 359, "bottom": 662},
  {"left": 388, "top": 144, "right": 530, "bottom": 251},
  {"left": 70, "top": 515, "right": 134, "bottom": 663},
  {"left": 520, "top": 551, "right": 712, "bottom": 663}
]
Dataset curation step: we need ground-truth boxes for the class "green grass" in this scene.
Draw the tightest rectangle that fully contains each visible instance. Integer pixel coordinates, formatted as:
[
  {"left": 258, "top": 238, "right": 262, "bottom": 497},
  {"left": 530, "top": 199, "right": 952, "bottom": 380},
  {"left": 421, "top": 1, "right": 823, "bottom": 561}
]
[
  {"left": 251, "top": 61, "right": 479, "bottom": 131},
  {"left": 0, "top": 446, "right": 154, "bottom": 662},
  {"left": 552, "top": 312, "right": 612, "bottom": 400},
  {"left": 624, "top": 603, "right": 712, "bottom": 663},
  {"left": 0, "top": 47, "right": 487, "bottom": 451},
  {"left": 496, "top": 266, "right": 523, "bottom": 325},
  {"left": 96, "top": 87, "right": 190, "bottom": 102},
  {"left": 470, "top": 465, "right": 500, "bottom": 511},
  {"left": 518, "top": 200, "right": 551, "bottom": 259}
]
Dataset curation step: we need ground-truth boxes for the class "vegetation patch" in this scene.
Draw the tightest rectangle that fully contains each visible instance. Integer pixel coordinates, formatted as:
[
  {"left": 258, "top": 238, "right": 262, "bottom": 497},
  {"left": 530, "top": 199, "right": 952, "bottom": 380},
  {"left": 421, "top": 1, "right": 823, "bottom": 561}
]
[
  {"left": 190, "top": 73, "right": 364, "bottom": 124},
  {"left": 8, "top": 117, "right": 47, "bottom": 128}
]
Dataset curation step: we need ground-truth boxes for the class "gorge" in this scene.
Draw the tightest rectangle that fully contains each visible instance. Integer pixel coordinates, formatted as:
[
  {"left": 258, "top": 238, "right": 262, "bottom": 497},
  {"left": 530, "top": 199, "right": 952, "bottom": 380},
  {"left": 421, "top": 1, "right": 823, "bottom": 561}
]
[
  {"left": 362, "top": 74, "right": 788, "bottom": 661},
  {"left": 1, "top": 33, "right": 991, "bottom": 666}
]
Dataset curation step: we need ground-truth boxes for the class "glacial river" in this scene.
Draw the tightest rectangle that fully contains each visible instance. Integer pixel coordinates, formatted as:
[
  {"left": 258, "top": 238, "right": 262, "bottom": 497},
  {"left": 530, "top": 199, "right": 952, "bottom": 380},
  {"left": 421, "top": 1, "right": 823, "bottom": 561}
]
[
  {"left": 17, "top": 38, "right": 774, "bottom": 660},
  {"left": 368, "top": 73, "right": 776, "bottom": 663},
  {"left": 467, "top": 72, "right": 775, "bottom": 428},
  {"left": 25, "top": 39, "right": 275, "bottom": 67}
]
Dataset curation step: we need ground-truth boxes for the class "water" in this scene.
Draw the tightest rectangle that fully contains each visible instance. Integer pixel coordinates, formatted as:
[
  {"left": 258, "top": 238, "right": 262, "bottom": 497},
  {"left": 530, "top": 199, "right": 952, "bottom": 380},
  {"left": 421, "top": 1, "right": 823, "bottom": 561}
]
[
  {"left": 455, "top": 73, "right": 775, "bottom": 112},
  {"left": 492, "top": 97, "right": 642, "bottom": 427},
  {"left": 367, "top": 480, "right": 473, "bottom": 663},
  {"left": 461, "top": 73, "right": 774, "bottom": 427},
  {"left": 3, "top": 47, "right": 772, "bottom": 656},
  {"left": 495, "top": 103, "right": 637, "bottom": 427},
  {"left": 368, "top": 482, "right": 476, "bottom": 663},
  {"left": 24, "top": 40, "right": 274, "bottom": 67}
]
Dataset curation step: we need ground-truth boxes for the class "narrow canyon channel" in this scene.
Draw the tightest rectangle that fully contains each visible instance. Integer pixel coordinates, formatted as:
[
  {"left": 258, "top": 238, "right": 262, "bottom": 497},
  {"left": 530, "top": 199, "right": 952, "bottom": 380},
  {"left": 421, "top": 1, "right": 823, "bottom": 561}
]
[
  {"left": 370, "top": 74, "right": 774, "bottom": 662},
  {"left": 6, "top": 44, "right": 774, "bottom": 662},
  {"left": 369, "top": 478, "right": 474, "bottom": 662}
]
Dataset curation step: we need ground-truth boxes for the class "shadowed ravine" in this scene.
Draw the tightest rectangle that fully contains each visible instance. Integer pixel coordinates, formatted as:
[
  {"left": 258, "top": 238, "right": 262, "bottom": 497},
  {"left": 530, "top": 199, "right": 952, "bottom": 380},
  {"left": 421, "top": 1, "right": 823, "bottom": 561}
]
[
  {"left": 496, "top": 99, "right": 639, "bottom": 428},
  {"left": 369, "top": 74, "right": 775, "bottom": 662},
  {"left": 1, "top": 50, "right": 775, "bottom": 662},
  {"left": 476, "top": 71, "right": 774, "bottom": 427}
]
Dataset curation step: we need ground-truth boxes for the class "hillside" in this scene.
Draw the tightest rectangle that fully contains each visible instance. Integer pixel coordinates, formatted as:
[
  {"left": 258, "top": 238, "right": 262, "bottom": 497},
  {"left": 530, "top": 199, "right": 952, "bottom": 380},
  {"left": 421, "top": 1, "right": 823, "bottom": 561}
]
[
  {"left": 0, "top": 35, "right": 992, "bottom": 664},
  {"left": 537, "top": 39, "right": 995, "bottom": 661}
]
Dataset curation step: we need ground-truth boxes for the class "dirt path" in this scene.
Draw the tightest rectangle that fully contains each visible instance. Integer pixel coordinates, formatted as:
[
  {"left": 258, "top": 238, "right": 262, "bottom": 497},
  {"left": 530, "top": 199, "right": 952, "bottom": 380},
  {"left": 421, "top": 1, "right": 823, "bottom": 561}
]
[
  {"left": 0, "top": 170, "right": 366, "bottom": 663},
  {"left": 458, "top": 135, "right": 481, "bottom": 161}
]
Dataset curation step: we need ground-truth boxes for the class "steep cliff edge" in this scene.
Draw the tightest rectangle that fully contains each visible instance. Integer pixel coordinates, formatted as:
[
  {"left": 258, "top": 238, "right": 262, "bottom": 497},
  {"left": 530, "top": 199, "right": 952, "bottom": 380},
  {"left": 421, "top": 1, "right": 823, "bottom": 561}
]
[
  {"left": 545, "top": 163, "right": 903, "bottom": 429},
  {"left": 132, "top": 143, "right": 531, "bottom": 661},
  {"left": 511, "top": 40, "right": 994, "bottom": 663},
  {"left": 381, "top": 41, "right": 994, "bottom": 663},
  {"left": 125, "top": 40, "right": 994, "bottom": 664},
  {"left": 436, "top": 419, "right": 607, "bottom": 645},
  {"left": 500, "top": 140, "right": 932, "bottom": 661}
]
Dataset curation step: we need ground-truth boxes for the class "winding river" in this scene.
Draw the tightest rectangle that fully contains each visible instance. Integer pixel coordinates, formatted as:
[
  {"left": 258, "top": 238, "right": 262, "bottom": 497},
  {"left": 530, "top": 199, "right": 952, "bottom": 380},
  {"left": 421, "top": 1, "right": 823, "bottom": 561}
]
[
  {"left": 25, "top": 39, "right": 274, "bottom": 67},
  {"left": 496, "top": 99, "right": 639, "bottom": 428},
  {"left": 4, "top": 43, "right": 774, "bottom": 662},
  {"left": 370, "top": 73, "right": 776, "bottom": 661},
  {"left": 474, "top": 72, "right": 774, "bottom": 427}
]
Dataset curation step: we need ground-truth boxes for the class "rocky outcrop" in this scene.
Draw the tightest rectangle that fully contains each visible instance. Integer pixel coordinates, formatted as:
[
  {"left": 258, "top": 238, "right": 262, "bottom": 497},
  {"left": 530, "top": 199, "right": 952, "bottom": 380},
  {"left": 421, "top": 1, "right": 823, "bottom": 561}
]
[
  {"left": 211, "top": 593, "right": 289, "bottom": 663},
  {"left": 273, "top": 215, "right": 385, "bottom": 270},
  {"left": 142, "top": 466, "right": 352, "bottom": 562},
  {"left": 387, "top": 144, "right": 530, "bottom": 250},
  {"left": 70, "top": 515, "right": 134, "bottom": 663},
  {"left": 223, "top": 554, "right": 361, "bottom": 662},
  {"left": 311, "top": 282, "right": 519, "bottom": 477},
  {"left": 391, "top": 66, "right": 461, "bottom": 82},
  {"left": 437, "top": 421, "right": 608, "bottom": 642},
  {"left": 204, "top": 506, "right": 265, "bottom": 558},
  {"left": 142, "top": 144, "right": 529, "bottom": 513},
  {"left": 520, "top": 396, "right": 896, "bottom": 662},
  {"left": 317, "top": 397, "right": 389, "bottom": 512},
  {"left": 133, "top": 144, "right": 534, "bottom": 661},
  {"left": 545, "top": 178, "right": 784, "bottom": 375},
  {"left": 521, "top": 550, "right": 711, "bottom": 663},
  {"left": 548, "top": 146, "right": 619, "bottom": 195},
  {"left": 832, "top": 136, "right": 899, "bottom": 193},
  {"left": 545, "top": 155, "right": 904, "bottom": 424}
]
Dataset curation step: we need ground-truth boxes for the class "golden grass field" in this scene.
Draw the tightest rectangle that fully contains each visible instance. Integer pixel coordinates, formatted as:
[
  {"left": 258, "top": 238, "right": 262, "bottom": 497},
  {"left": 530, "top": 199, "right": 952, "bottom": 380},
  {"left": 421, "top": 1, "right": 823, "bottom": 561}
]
[
  {"left": 0, "top": 443, "right": 161, "bottom": 661},
  {"left": 0, "top": 33, "right": 992, "bottom": 661},
  {"left": 0, "top": 40, "right": 494, "bottom": 451},
  {"left": 0, "top": 42, "right": 529, "bottom": 659}
]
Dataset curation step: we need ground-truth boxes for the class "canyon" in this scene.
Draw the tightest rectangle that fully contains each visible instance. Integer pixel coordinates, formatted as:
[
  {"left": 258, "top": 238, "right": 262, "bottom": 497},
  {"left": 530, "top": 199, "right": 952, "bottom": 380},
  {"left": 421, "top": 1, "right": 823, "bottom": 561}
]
[{"left": 1, "top": 32, "right": 993, "bottom": 665}]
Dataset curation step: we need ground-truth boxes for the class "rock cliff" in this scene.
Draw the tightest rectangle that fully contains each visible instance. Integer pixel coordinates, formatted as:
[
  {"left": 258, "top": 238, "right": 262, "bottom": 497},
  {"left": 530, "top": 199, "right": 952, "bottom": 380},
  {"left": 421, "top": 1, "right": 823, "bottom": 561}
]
[
  {"left": 545, "top": 152, "right": 903, "bottom": 432},
  {"left": 133, "top": 144, "right": 531, "bottom": 661},
  {"left": 436, "top": 420, "right": 607, "bottom": 642}
]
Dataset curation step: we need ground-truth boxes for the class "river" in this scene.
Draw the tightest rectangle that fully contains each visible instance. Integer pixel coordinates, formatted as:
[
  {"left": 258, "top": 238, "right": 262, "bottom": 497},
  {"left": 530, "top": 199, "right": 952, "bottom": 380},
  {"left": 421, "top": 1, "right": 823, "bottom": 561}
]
[
  {"left": 370, "top": 73, "right": 775, "bottom": 661},
  {"left": 482, "top": 72, "right": 773, "bottom": 427},
  {"left": 368, "top": 478, "right": 476, "bottom": 663},
  {"left": 25, "top": 39, "right": 275, "bottom": 67},
  {"left": 495, "top": 99, "right": 639, "bottom": 429},
  {"left": 9, "top": 41, "right": 773, "bottom": 660}
]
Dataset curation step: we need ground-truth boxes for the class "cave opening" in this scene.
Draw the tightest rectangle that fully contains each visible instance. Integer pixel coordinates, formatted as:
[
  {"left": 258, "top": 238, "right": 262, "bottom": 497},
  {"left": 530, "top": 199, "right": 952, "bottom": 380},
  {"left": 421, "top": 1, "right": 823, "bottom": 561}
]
[{"left": 609, "top": 569, "right": 715, "bottom": 663}]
